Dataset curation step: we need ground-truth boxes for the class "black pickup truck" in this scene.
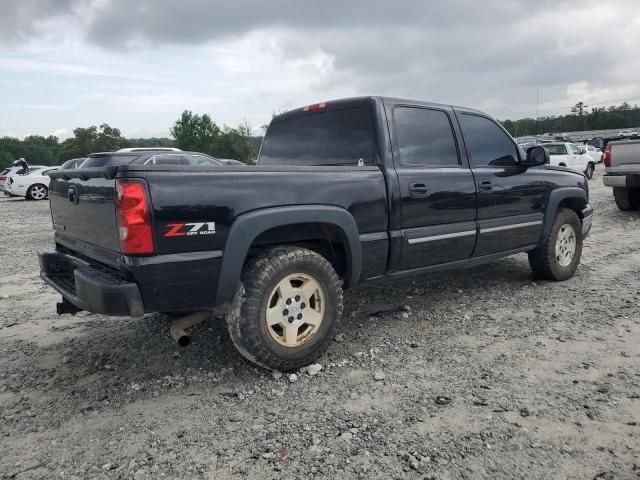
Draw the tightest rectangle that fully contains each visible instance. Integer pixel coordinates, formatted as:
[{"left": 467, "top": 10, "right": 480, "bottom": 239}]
[{"left": 39, "top": 97, "right": 592, "bottom": 370}]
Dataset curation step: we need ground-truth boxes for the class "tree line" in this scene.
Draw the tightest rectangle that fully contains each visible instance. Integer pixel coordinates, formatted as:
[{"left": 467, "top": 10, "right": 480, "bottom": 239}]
[
  {"left": 500, "top": 102, "right": 640, "bottom": 137},
  {"left": 0, "top": 111, "right": 261, "bottom": 170},
  {"left": 3, "top": 102, "right": 640, "bottom": 170}
]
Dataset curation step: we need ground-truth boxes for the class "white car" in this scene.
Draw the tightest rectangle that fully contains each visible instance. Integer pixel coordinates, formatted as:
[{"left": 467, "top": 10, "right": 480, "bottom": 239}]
[
  {"left": 618, "top": 130, "right": 638, "bottom": 137},
  {"left": 5, "top": 167, "right": 59, "bottom": 200},
  {"left": 0, "top": 165, "right": 47, "bottom": 195},
  {"left": 582, "top": 144, "right": 603, "bottom": 164},
  {"left": 544, "top": 142, "right": 595, "bottom": 179}
]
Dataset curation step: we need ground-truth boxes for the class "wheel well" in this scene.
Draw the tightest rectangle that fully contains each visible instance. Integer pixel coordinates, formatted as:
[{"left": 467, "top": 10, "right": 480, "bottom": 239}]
[
  {"left": 558, "top": 197, "right": 586, "bottom": 219},
  {"left": 247, "top": 223, "right": 348, "bottom": 279}
]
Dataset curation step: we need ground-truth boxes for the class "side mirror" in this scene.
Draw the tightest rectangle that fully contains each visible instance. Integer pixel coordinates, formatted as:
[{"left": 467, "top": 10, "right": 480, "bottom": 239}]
[{"left": 525, "top": 146, "right": 549, "bottom": 167}]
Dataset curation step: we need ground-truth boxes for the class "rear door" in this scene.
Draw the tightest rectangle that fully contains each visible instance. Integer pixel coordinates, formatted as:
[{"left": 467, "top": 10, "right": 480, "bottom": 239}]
[{"left": 391, "top": 105, "right": 477, "bottom": 270}]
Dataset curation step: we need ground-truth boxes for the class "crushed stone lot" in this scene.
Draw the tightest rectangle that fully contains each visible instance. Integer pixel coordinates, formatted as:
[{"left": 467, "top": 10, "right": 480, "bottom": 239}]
[{"left": 0, "top": 167, "right": 639, "bottom": 480}]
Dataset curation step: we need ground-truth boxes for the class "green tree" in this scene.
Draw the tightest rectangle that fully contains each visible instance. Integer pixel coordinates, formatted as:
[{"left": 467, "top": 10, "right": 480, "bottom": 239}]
[
  {"left": 60, "top": 124, "right": 126, "bottom": 160},
  {"left": 571, "top": 102, "right": 588, "bottom": 116},
  {"left": 170, "top": 110, "right": 221, "bottom": 152}
]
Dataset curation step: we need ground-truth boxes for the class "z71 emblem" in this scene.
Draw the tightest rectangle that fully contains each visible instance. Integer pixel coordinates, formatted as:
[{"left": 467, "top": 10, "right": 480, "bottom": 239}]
[{"left": 164, "top": 222, "right": 216, "bottom": 237}]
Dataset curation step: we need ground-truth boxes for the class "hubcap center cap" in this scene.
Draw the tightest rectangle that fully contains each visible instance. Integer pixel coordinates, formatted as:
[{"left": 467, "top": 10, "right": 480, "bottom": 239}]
[{"left": 286, "top": 300, "right": 303, "bottom": 319}]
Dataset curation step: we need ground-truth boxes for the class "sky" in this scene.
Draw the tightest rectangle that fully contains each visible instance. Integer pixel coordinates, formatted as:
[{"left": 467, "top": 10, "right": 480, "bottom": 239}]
[{"left": 1, "top": 0, "right": 640, "bottom": 140}]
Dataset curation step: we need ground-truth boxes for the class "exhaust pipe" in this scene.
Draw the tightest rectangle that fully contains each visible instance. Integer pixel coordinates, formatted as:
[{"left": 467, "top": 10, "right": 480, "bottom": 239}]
[{"left": 170, "top": 311, "right": 210, "bottom": 347}]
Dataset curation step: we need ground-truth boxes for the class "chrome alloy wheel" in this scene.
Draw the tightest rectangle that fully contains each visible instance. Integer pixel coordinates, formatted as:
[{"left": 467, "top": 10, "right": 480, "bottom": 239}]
[
  {"left": 265, "top": 273, "right": 325, "bottom": 348},
  {"left": 555, "top": 223, "right": 576, "bottom": 267},
  {"left": 30, "top": 185, "right": 47, "bottom": 200}
]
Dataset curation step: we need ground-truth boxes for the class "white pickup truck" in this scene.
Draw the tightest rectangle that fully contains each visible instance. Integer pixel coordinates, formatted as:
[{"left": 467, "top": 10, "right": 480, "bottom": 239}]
[{"left": 603, "top": 140, "right": 640, "bottom": 210}]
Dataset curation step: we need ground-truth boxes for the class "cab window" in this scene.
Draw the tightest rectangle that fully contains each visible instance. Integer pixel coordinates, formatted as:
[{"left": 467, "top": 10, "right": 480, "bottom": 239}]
[{"left": 459, "top": 114, "right": 519, "bottom": 167}]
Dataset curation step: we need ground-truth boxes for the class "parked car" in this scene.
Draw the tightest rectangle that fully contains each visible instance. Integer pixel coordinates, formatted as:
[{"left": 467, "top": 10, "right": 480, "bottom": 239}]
[
  {"left": 39, "top": 96, "right": 592, "bottom": 370},
  {"left": 0, "top": 164, "right": 47, "bottom": 196},
  {"left": 75, "top": 149, "right": 222, "bottom": 167},
  {"left": 543, "top": 142, "right": 595, "bottom": 179},
  {"left": 6, "top": 167, "right": 59, "bottom": 200},
  {"left": 617, "top": 130, "right": 638, "bottom": 137},
  {"left": 60, "top": 158, "right": 87, "bottom": 169},
  {"left": 602, "top": 140, "right": 640, "bottom": 210},
  {"left": 581, "top": 144, "right": 603, "bottom": 164}
]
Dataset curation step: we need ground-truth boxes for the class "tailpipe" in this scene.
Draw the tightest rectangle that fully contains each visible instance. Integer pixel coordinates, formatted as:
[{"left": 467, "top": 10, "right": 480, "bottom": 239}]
[{"left": 169, "top": 311, "right": 210, "bottom": 347}]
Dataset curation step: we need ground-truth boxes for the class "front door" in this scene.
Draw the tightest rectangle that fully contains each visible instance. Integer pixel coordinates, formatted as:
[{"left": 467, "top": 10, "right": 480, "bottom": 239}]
[
  {"left": 456, "top": 112, "right": 547, "bottom": 257},
  {"left": 391, "top": 105, "right": 477, "bottom": 271}
]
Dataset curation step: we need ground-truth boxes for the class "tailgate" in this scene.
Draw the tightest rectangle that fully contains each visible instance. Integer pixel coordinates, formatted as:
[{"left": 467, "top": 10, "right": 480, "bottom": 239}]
[
  {"left": 610, "top": 140, "right": 640, "bottom": 172},
  {"left": 49, "top": 169, "right": 121, "bottom": 253}
]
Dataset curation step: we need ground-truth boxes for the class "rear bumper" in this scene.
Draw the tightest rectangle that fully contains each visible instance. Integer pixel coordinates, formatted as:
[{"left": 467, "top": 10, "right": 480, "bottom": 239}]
[
  {"left": 39, "top": 249, "right": 144, "bottom": 317},
  {"left": 603, "top": 174, "right": 640, "bottom": 188},
  {"left": 581, "top": 205, "right": 593, "bottom": 239},
  {"left": 39, "top": 246, "right": 224, "bottom": 316}
]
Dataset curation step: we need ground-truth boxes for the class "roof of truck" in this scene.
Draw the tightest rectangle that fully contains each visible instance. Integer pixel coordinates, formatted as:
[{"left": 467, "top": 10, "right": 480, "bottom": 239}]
[{"left": 272, "top": 96, "right": 486, "bottom": 123}]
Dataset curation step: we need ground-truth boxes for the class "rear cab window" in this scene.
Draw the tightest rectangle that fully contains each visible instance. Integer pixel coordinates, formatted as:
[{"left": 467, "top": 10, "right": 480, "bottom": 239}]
[{"left": 259, "top": 105, "right": 374, "bottom": 166}]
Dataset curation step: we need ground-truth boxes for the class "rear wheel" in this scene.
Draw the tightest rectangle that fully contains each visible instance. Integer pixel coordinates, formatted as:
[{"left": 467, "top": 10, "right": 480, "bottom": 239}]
[
  {"left": 27, "top": 184, "right": 48, "bottom": 200},
  {"left": 226, "top": 246, "right": 343, "bottom": 371},
  {"left": 585, "top": 163, "right": 594, "bottom": 179},
  {"left": 613, "top": 187, "right": 640, "bottom": 211},
  {"left": 528, "top": 208, "right": 582, "bottom": 281}
]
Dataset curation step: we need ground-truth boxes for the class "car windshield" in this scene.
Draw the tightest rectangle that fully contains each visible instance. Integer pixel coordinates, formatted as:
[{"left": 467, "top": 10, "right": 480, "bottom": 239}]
[{"left": 544, "top": 145, "right": 567, "bottom": 155}]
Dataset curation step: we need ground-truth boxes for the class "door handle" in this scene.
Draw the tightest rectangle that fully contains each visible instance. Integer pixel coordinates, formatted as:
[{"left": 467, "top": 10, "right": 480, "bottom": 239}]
[
  {"left": 478, "top": 180, "right": 492, "bottom": 190},
  {"left": 409, "top": 183, "right": 429, "bottom": 197}
]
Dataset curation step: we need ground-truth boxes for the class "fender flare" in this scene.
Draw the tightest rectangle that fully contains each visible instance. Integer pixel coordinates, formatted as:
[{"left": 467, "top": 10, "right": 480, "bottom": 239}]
[
  {"left": 215, "top": 205, "right": 362, "bottom": 303},
  {"left": 542, "top": 187, "right": 588, "bottom": 239}
]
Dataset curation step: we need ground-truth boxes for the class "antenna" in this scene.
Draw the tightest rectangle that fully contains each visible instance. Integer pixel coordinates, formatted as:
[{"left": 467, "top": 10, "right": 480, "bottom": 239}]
[{"left": 535, "top": 88, "right": 539, "bottom": 138}]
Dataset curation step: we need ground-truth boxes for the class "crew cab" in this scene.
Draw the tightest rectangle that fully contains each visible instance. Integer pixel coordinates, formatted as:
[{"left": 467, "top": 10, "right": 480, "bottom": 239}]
[
  {"left": 602, "top": 139, "right": 640, "bottom": 210},
  {"left": 39, "top": 97, "right": 593, "bottom": 370}
]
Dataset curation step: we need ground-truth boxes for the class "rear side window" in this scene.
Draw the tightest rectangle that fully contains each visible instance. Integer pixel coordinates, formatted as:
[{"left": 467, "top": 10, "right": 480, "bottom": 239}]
[
  {"left": 82, "top": 154, "right": 141, "bottom": 167},
  {"left": 147, "top": 154, "right": 184, "bottom": 165},
  {"left": 0, "top": 169, "right": 8, "bottom": 175},
  {"left": 545, "top": 145, "right": 567, "bottom": 155},
  {"left": 393, "top": 107, "right": 459, "bottom": 167},
  {"left": 185, "top": 154, "right": 221, "bottom": 166},
  {"left": 460, "top": 114, "right": 519, "bottom": 167},
  {"left": 259, "top": 107, "right": 373, "bottom": 166}
]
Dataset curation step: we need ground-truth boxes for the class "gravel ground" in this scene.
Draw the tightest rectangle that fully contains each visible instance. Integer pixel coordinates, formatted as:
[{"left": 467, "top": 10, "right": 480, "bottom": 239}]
[{"left": 0, "top": 166, "right": 639, "bottom": 480}]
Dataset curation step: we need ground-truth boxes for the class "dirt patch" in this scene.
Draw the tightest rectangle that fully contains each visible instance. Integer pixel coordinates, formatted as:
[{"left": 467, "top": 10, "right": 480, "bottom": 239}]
[{"left": 1, "top": 168, "right": 639, "bottom": 479}]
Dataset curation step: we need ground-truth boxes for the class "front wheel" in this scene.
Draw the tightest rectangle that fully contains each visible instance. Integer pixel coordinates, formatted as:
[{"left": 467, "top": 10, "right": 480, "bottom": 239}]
[
  {"left": 584, "top": 163, "right": 594, "bottom": 179},
  {"left": 528, "top": 208, "right": 582, "bottom": 281},
  {"left": 226, "top": 246, "right": 343, "bottom": 371},
  {"left": 27, "top": 184, "right": 48, "bottom": 200}
]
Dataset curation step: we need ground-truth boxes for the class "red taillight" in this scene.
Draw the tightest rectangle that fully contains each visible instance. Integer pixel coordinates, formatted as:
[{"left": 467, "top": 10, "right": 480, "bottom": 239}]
[
  {"left": 0, "top": 176, "right": 5, "bottom": 181},
  {"left": 603, "top": 145, "right": 612, "bottom": 167},
  {"left": 303, "top": 102, "right": 328, "bottom": 112},
  {"left": 115, "top": 179, "right": 154, "bottom": 254}
]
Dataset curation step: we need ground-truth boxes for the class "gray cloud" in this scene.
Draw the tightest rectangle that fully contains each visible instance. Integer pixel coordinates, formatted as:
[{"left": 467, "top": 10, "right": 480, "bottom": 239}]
[{"left": 2, "top": 0, "right": 640, "bottom": 120}]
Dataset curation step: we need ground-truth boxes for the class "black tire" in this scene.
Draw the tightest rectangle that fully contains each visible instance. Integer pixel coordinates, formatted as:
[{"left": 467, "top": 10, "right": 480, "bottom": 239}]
[
  {"left": 613, "top": 187, "right": 640, "bottom": 211},
  {"left": 26, "top": 184, "right": 48, "bottom": 201},
  {"left": 226, "top": 246, "right": 343, "bottom": 371},
  {"left": 528, "top": 208, "right": 582, "bottom": 281},
  {"left": 585, "top": 163, "right": 594, "bottom": 179}
]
